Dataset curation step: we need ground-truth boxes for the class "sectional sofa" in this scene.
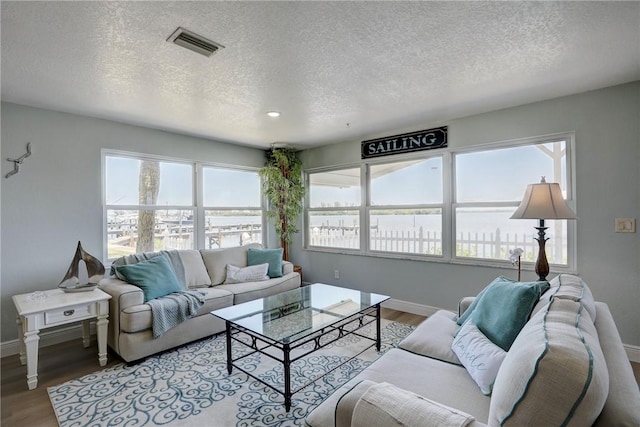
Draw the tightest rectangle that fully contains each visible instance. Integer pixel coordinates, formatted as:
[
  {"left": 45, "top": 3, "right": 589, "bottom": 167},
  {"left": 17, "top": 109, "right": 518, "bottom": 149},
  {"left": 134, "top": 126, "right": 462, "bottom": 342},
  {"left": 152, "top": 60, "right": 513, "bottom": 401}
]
[
  {"left": 306, "top": 274, "right": 640, "bottom": 427},
  {"left": 99, "top": 243, "right": 301, "bottom": 362}
]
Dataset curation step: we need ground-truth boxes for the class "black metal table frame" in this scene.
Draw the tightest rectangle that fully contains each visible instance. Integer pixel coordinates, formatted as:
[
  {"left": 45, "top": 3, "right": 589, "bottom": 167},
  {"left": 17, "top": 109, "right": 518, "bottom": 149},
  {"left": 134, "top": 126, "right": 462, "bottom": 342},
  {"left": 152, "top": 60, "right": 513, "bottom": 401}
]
[{"left": 223, "top": 304, "right": 382, "bottom": 412}]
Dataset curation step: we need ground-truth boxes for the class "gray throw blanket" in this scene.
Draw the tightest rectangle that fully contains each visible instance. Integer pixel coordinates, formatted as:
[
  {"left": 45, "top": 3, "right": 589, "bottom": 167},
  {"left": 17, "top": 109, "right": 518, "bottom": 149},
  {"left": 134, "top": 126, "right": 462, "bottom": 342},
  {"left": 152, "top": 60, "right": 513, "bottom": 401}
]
[{"left": 147, "top": 290, "right": 205, "bottom": 338}]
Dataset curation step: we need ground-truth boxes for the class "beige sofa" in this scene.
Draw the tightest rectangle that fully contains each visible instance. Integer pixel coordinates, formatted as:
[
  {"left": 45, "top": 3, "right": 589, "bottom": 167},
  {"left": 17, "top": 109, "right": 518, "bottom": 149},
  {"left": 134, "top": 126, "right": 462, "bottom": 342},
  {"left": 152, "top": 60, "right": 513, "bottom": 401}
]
[
  {"left": 99, "top": 244, "right": 301, "bottom": 362},
  {"left": 306, "top": 274, "right": 640, "bottom": 427}
]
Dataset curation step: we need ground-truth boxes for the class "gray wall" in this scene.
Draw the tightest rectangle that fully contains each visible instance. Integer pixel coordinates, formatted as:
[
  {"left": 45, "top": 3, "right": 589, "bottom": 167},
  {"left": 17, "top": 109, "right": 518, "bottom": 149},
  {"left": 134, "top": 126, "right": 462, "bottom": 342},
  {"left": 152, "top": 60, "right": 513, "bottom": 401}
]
[
  {"left": 292, "top": 82, "right": 640, "bottom": 346},
  {"left": 0, "top": 103, "right": 266, "bottom": 343},
  {"left": 2, "top": 82, "right": 638, "bottom": 347}
]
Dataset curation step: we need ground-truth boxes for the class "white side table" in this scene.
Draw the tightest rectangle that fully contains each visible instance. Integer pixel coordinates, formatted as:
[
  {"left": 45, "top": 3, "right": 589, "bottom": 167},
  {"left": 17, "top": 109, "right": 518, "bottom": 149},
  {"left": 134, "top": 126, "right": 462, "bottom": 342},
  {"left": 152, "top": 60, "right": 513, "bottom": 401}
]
[{"left": 12, "top": 288, "right": 111, "bottom": 390}]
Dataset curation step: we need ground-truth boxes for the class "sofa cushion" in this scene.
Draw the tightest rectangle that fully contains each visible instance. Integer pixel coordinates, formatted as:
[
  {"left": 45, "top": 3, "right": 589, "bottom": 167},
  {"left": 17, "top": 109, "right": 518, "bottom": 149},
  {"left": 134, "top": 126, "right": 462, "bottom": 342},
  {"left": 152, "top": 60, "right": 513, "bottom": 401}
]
[
  {"left": 247, "top": 247, "right": 283, "bottom": 278},
  {"left": 305, "top": 348, "right": 491, "bottom": 427},
  {"left": 216, "top": 273, "right": 300, "bottom": 305},
  {"left": 457, "top": 276, "right": 549, "bottom": 326},
  {"left": 224, "top": 263, "right": 269, "bottom": 284},
  {"left": 451, "top": 319, "right": 507, "bottom": 395},
  {"left": 114, "top": 256, "right": 182, "bottom": 302},
  {"left": 549, "top": 274, "right": 597, "bottom": 321},
  {"left": 398, "top": 310, "right": 462, "bottom": 365},
  {"left": 120, "top": 287, "right": 234, "bottom": 333},
  {"left": 178, "top": 250, "right": 212, "bottom": 288},
  {"left": 488, "top": 298, "right": 609, "bottom": 426},
  {"left": 200, "top": 243, "right": 262, "bottom": 285},
  {"left": 350, "top": 381, "right": 475, "bottom": 427},
  {"left": 471, "top": 278, "right": 547, "bottom": 351}
]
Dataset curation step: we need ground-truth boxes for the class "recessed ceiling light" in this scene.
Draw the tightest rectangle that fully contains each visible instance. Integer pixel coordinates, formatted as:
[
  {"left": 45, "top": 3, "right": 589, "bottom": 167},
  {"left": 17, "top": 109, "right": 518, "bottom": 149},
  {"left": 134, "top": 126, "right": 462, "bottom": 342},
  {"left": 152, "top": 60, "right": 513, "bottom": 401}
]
[{"left": 267, "top": 111, "right": 281, "bottom": 118}]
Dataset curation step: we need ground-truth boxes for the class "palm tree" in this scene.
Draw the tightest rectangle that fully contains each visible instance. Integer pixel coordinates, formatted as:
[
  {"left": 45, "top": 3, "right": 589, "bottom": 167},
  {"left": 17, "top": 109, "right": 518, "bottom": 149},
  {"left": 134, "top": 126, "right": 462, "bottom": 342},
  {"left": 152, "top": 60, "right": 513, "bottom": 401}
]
[
  {"left": 137, "top": 160, "right": 160, "bottom": 253},
  {"left": 259, "top": 146, "right": 304, "bottom": 261}
]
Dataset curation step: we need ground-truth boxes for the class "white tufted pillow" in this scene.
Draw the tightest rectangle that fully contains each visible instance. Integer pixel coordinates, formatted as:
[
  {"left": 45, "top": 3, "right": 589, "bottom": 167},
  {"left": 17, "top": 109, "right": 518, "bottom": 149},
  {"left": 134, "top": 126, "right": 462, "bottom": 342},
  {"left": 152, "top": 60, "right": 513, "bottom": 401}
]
[{"left": 224, "top": 263, "right": 269, "bottom": 284}]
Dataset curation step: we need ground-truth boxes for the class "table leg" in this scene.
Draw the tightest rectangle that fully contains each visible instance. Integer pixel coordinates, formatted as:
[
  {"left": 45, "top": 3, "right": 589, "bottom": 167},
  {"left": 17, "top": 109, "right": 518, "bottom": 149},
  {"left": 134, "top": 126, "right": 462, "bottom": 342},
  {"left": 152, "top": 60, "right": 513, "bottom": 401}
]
[
  {"left": 24, "top": 328, "right": 40, "bottom": 390},
  {"left": 226, "top": 321, "right": 233, "bottom": 375},
  {"left": 96, "top": 313, "right": 109, "bottom": 366},
  {"left": 16, "top": 316, "right": 27, "bottom": 365},
  {"left": 376, "top": 304, "right": 382, "bottom": 351},
  {"left": 82, "top": 319, "right": 91, "bottom": 348},
  {"left": 284, "top": 343, "right": 292, "bottom": 412}
]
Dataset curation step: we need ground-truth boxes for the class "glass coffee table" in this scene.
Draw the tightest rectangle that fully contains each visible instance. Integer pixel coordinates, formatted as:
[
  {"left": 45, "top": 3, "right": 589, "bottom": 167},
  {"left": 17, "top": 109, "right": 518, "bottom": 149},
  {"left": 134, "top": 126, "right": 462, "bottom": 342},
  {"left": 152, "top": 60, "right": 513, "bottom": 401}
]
[{"left": 211, "top": 283, "right": 389, "bottom": 411}]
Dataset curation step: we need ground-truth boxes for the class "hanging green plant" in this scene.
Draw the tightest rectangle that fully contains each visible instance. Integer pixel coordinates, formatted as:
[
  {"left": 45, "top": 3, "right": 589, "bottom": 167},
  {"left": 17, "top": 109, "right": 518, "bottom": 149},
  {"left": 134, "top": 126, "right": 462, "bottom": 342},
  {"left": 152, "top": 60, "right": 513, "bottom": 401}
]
[{"left": 259, "top": 145, "right": 305, "bottom": 261}]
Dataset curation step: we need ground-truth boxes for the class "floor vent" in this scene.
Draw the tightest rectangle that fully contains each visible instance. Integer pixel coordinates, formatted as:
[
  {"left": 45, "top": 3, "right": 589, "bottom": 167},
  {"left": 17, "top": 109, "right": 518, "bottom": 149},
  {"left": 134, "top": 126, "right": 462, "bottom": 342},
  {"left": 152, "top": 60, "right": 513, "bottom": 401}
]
[{"left": 167, "top": 27, "right": 224, "bottom": 57}]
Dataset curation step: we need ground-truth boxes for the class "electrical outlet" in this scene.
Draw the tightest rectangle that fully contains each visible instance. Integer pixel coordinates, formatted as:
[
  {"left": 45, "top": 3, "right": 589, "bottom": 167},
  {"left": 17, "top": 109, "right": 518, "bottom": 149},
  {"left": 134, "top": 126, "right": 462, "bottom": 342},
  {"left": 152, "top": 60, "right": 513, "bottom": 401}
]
[{"left": 334, "top": 270, "right": 340, "bottom": 279}]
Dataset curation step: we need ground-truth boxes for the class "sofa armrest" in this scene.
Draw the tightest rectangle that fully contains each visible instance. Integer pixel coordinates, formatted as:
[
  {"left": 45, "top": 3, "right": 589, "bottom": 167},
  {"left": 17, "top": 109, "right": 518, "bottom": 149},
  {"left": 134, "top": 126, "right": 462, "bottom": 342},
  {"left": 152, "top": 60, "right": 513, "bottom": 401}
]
[
  {"left": 458, "top": 296, "right": 475, "bottom": 319},
  {"left": 593, "top": 302, "right": 640, "bottom": 426},
  {"left": 334, "top": 380, "right": 382, "bottom": 427},
  {"left": 99, "top": 276, "right": 145, "bottom": 354},
  {"left": 100, "top": 276, "right": 144, "bottom": 310},
  {"left": 282, "top": 260, "right": 294, "bottom": 275}
]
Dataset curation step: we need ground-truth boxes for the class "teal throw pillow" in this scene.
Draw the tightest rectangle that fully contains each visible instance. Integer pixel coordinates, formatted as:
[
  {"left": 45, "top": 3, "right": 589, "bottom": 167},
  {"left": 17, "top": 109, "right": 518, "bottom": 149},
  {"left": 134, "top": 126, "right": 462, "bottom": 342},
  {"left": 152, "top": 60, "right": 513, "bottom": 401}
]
[
  {"left": 247, "top": 247, "right": 283, "bottom": 278},
  {"left": 457, "top": 283, "right": 490, "bottom": 326},
  {"left": 114, "top": 256, "right": 182, "bottom": 302},
  {"left": 457, "top": 276, "right": 550, "bottom": 326},
  {"left": 472, "top": 278, "right": 547, "bottom": 351}
]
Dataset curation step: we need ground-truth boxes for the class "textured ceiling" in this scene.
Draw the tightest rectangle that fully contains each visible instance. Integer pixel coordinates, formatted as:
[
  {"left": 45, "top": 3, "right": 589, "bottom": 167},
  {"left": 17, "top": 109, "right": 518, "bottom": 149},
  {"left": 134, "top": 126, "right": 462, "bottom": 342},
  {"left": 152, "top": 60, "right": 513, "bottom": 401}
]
[{"left": 2, "top": 1, "right": 639, "bottom": 149}]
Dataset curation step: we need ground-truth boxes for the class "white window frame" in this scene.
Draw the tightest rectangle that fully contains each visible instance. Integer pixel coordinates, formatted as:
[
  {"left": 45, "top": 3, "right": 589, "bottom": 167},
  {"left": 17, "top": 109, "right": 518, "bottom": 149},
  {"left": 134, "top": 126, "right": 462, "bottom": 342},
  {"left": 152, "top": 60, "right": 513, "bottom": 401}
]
[
  {"left": 366, "top": 155, "right": 446, "bottom": 257},
  {"left": 102, "top": 149, "right": 264, "bottom": 261},
  {"left": 303, "top": 132, "right": 577, "bottom": 273},
  {"left": 305, "top": 164, "right": 365, "bottom": 253},
  {"left": 199, "top": 163, "right": 265, "bottom": 249},
  {"left": 451, "top": 134, "right": 576, "bottom": 271}
]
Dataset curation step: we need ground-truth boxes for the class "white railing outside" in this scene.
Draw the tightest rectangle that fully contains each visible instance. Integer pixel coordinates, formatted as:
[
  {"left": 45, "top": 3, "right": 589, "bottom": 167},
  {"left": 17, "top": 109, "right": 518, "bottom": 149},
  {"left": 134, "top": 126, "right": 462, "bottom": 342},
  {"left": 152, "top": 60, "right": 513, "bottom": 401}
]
[{"left": 310, "top": 226, "right": 565, "bottom": 263}]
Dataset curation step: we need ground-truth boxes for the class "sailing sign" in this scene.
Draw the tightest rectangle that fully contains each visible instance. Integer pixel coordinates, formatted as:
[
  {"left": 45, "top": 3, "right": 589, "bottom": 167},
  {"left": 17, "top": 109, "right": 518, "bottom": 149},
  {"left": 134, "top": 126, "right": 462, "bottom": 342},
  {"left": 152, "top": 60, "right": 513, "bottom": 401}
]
[{"left": 361, "top": 126, "right": 447, "bottom": 159}]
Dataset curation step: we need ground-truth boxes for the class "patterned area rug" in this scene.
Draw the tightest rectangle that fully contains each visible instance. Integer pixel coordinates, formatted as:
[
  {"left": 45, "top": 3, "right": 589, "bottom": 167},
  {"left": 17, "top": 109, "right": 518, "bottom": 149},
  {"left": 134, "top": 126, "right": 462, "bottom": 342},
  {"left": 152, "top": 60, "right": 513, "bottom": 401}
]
[{"left": 48, "top": 320, "right": 413, "bottom": 427}]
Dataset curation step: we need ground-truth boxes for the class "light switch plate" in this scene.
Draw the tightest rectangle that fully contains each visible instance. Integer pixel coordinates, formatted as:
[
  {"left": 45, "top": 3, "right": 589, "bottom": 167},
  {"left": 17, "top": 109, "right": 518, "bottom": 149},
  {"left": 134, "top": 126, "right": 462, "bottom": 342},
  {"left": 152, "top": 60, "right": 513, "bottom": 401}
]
[{"left": 615, "top": 218, "right": 636, "bottom": 233}]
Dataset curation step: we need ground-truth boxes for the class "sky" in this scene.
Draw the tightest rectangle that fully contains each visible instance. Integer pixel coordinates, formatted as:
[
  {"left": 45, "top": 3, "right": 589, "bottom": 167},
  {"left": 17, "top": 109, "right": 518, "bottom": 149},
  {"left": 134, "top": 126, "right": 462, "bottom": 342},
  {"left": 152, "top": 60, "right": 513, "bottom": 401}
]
[
  {"left": 105, "top": 141, "right": 567, "bottom": 209},
  {"left": 106, "top": 156, "right": 261, "bottom": 207},
  {"left": 310, "top": 142, "right": 567, "bottom": 207}
]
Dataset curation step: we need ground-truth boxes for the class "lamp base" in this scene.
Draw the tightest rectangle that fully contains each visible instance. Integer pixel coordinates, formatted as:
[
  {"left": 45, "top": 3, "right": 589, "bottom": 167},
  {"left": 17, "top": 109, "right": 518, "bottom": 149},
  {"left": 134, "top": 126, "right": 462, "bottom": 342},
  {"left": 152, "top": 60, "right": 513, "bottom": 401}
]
[{"left": 534, "top": 226, "right": 550, "bottom": 281}]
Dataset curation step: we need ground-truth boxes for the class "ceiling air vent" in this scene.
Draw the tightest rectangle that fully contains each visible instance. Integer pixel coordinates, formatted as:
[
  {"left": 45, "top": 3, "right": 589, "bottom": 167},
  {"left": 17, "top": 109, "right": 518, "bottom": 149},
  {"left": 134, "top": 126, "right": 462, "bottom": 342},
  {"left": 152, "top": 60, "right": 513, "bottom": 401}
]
[{"left": 167, "top": 27, "right": 224, "bottom": 57}]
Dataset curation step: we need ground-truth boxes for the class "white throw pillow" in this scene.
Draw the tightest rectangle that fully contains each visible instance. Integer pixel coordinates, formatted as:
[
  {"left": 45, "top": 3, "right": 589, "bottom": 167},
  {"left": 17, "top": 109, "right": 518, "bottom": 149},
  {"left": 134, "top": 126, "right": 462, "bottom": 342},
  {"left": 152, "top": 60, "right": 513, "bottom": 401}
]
[
  {"left": 178, "top": 250, "right": 212, "bottom": 288},
  {"left": 224, "top": 263, "right": 269, "bottom": 284},
  {"left": 351, "top": 382, "right": 475, "bottom": 427},
  {"left": 451, "top": 319, "right": 507, "bottom": 395}
]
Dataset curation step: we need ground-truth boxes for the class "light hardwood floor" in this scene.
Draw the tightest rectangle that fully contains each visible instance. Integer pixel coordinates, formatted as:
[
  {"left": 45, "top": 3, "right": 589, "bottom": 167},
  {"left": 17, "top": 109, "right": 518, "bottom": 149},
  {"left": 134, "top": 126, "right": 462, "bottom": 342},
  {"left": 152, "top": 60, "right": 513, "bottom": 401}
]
[{"left": 1, "top": 309, "right": 638, "bottom": 426}]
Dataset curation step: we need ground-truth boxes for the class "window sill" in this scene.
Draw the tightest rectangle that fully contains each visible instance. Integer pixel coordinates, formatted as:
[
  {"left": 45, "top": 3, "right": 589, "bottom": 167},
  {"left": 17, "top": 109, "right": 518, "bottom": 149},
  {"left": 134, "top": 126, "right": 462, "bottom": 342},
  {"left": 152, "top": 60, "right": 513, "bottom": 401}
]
[{"left": 301, "top": 246, "right": 577, "bottom": 276}]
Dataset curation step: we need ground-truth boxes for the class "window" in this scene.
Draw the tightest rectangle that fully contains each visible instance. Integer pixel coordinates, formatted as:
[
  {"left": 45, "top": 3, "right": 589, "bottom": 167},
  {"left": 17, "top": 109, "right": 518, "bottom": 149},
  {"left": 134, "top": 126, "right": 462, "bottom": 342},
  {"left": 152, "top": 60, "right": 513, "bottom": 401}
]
[
  {"left": 454, "top": 140, "right": 572, "bottom": 266},
  {"left": 304, "top": 134, "right": 575, "bottom": 270},
  {"left": 105, "top": 155, "right": 195, "bottom": 259},
  {"left": 104, "top": 152, "right": 263, "bottom": 260},
  {"left": 202, "top": 167, "right": 263, "bottom": 248},
  {"left": 369, "top": 158, "right": 443, "bottom": 255},
  {"left": 307, "top": 168, "right": 361, "bottom": 249}
]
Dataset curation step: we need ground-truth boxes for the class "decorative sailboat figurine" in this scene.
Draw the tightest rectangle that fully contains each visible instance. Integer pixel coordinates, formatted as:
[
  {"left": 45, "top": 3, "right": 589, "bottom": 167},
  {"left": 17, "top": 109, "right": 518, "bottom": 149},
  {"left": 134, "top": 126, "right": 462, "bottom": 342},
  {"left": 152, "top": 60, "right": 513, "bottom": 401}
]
[{"left": 58, "top": 241, "right": 105, "bottom": 292}]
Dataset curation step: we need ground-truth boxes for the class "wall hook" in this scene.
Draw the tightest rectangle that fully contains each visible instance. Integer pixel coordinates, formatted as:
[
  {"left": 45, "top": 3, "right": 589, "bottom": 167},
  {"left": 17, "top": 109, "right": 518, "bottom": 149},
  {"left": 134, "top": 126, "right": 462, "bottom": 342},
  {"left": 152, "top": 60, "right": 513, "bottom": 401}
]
[{"left": 5, "top": 142, "right": 32, "bottom": 178}]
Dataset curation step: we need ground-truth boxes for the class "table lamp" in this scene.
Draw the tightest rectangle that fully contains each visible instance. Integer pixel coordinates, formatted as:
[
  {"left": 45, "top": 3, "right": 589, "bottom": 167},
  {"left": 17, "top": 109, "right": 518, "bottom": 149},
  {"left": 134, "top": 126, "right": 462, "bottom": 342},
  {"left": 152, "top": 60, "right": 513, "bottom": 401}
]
[{"left": 510, "top": 177, "right": 577, "bottom": 281}]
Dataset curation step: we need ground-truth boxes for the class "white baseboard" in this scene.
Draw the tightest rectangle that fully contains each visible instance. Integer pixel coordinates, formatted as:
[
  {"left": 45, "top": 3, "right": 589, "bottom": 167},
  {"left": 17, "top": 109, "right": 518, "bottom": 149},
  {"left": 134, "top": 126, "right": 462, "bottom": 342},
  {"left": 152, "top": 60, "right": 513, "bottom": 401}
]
[
  {"left": 626, "top": 344, "right": 640, "bottom": 363},
  {"left": 382, "top": 298, "right": 443, "bottom": 317},
  {"left": 2, "top": 305, "right": 639, "bottom": 364},
  {"left": 1, "top": 323, "right": 96, "bottom": 358}
]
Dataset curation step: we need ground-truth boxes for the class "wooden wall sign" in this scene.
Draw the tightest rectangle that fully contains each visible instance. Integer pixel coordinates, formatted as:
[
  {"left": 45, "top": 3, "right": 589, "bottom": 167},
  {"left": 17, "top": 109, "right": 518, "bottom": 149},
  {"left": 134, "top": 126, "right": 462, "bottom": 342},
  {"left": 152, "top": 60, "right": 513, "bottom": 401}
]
[{"left": 361, "top": 126, "right": 447, "bottom": 159}]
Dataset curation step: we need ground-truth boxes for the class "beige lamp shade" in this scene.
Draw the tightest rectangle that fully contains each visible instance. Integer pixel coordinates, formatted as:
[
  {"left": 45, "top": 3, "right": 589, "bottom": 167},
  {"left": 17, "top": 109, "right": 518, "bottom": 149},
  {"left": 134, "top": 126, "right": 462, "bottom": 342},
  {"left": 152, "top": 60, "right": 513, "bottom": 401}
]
[{"left": 511, "top": 178, "right": 577, "bottom": 220}]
